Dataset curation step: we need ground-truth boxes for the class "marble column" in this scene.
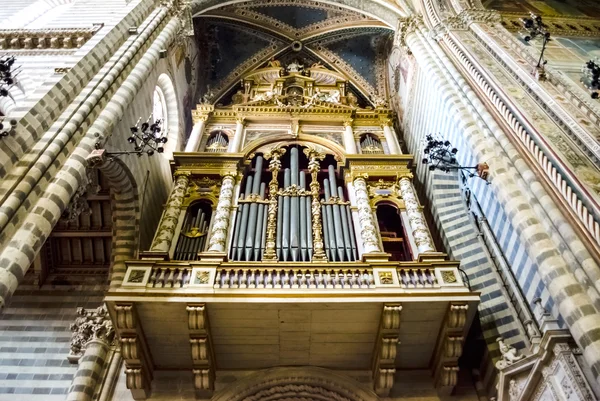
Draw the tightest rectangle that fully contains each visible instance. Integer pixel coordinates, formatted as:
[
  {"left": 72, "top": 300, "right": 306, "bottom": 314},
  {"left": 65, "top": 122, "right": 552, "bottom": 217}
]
[
  {"left": 343, "top": 119, "right": 357, "bottom": 154},
  {"left": 67, "top": 305, "right": 114, "bottom": 401},
  {"left": 229, "top": 117, "right": 245, "bottom": 152},
  {"left": 149, "top": 171, "right": 190, "bottom": 253},
  {"left": 353, "top": 177, "right": 381, "bottom": 254},
  {"left": 184, "top": 115, "right": 208, "bottom": 152},
  {"left": 398, "top": 177, "right": 435, "bottom": 255},
  {"left": 207, "top": 174, "right": 236, "bottom": 253},
  {"left": 382, "top": 119, "right": 401, "bottom": 154}
]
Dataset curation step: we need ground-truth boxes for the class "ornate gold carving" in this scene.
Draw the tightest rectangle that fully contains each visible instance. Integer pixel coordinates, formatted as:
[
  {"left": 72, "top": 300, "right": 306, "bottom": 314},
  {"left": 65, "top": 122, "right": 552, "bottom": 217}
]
[
  {"left": 441, "top": 270, "right": 457, "bottom": 284},
  {"left": 305, "top": 148, "right": 328, "bottom": 261},
  {"left": 368, "top": 179, "right": 398, "bottom": 198},
  {"left": 207, "top": 175, "right": 235, "bottom": 253},
  {"left": 278, "top": 185, "right": 311, "bottom": 197},
  {"left": 262, "top": 147, "right": 286, "bottom": 260},
  {"left": 127, "top": 270, "right": 146, "bottom": 283},
  {"left": 195, "top": 271, "right": 210, "bottom": 284},
  {"left": 379, "top": 272, "right": 394, "bottom": 285}
]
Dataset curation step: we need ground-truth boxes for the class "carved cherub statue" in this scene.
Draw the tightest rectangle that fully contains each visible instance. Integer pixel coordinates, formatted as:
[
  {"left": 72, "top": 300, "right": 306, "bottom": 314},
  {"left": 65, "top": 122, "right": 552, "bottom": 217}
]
[{"left": 495, "top": 337, "right": 524, "bottom": 369}]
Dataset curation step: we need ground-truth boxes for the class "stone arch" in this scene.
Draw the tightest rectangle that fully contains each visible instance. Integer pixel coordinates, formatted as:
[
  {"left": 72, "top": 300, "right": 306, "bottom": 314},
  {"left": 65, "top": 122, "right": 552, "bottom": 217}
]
[
  {"left": 94, "top": 159, "right": 140, "bottom": 289},
  {"left": 190, "top": 0, "right": 407, "bottom": 27},
  {"left": 243, "top": 134, "right": 346, "bottom": 162},
  {"left": 211, "top": 367, "right": 379, "bottom": 401},
  {"left": 156, "top": 73, "right": 180, "bottom": 159}
]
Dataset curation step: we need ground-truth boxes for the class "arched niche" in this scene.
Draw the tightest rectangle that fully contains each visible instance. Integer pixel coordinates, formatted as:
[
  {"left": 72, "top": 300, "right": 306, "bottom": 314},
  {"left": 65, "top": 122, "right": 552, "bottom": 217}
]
[
  {"left": 155, "top": 73, "right": 180, "bottom": 158},
  {"left": 243, "top": 135, "right": 346, "bottom": 163},
  {"left": 211, "top": 367, "right": 379, "bottom": 401},
  {"left": 374, "top": 201, "right": 413, "bottom": 261}
]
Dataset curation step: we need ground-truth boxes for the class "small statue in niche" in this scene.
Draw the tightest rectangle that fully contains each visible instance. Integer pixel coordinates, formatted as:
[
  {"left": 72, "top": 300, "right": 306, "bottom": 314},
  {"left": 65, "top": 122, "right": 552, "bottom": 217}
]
[
  {"left": 495, "top": 337, "right": 525, "bottom": 369},
  {"left": 268, "top": 57, "right": 281, "bottom": 67},
  {"left": 346, "top": 91, "right": 358, "bottom": 107},
  {"left": 232, "top": 89, "right": 244, "bottom": 105},
  {"left": 286, "top": 59, "right": 304, "bottom": 73}
]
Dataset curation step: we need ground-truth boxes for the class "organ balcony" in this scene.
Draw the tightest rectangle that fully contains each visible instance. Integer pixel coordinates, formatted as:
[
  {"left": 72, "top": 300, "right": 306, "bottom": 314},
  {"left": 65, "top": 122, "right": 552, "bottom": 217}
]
[{"left": 105, "top": 148, "right": 480, "bottom": 400}]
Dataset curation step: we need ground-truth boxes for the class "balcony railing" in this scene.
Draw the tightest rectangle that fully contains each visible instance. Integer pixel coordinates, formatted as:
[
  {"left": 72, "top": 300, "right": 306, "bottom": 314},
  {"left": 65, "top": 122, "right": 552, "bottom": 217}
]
[{"left": 119, "top": 259, "right": 470, "bottom": 293}]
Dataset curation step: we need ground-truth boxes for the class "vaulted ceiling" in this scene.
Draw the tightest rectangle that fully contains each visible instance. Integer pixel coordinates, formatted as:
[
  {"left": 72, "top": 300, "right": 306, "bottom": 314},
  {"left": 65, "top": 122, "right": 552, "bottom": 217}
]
[{"left": 194, "top": 0, "right": 393, "bottom": 106}]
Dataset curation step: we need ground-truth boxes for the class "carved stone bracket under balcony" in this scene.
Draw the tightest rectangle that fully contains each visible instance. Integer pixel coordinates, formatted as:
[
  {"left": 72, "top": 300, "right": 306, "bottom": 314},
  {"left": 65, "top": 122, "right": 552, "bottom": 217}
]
[
  {"left": 372, "top": 304, "right": 402, "bottom": 396},
  {"left": 186, "top": 304, "right": 215, "bottom": 398},
  {"left": 432, "top": 303, "right": 469, "bottom": 396},
  {"left": 111, "top": 303, "right": 153, "bottom": 400},
  {"left": 0, "top": 25, "right": 103, "bottom": 51}
]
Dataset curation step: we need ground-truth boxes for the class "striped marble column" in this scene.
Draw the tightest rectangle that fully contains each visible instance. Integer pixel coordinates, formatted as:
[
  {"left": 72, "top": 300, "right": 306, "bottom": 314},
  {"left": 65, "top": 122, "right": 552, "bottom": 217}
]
[
  {"left": 407, "top": 28, "right": 600, "bottom": 384},
  {"left": 0, "top": 13, "right": 183, "bottom": 307},
  {"left": 150, "top": 171, "right": 190, "bottom": 253},
  {"left": 67, "top": 305, "right": 114, "bottom": 401},
  {"left": 398, "top": 176, "right": 435, "bottom": 255},
  {"left": 207, "top": 174, "right": 236, "bottom": 253},
  {"left": 353, "top": 177, "right": 381, "bottom": 254}
]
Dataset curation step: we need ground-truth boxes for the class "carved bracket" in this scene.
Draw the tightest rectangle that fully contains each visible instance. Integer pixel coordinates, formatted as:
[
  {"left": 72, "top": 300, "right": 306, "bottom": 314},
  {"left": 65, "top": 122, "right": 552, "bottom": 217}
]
[
  {"left": 112, "top": 303, "right": 153, "bottom": 400},
  {"left": 372, "top": 304, "right": 402, "bottom": 396},
  {"left": 187, "top": 304, "right": 215, "bottom": 397},
  {"left": 433, "top": 303, "right": 469, "bottom": 396}
]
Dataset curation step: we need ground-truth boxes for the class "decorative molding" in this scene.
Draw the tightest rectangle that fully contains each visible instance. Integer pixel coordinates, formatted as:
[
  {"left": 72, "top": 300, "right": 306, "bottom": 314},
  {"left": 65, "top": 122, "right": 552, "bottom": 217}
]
[
  {"left": 372, "top": 304, "right": 402, "bottom": 396},
  {"left": 0, "top": 25, "right": 103, "bottom": 51}
]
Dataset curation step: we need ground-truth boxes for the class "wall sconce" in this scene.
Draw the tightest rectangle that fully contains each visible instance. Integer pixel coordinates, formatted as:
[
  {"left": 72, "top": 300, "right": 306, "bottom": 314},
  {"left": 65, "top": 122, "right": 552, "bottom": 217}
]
[
  {"left": 519, "top": 13, "right": 551, "bottom": 79},
  {"left": 582, "top": 59, "right": 600, "bottom": 99},
  {"left": 0, "top": 56, "right": 19, "bottom": 97}
]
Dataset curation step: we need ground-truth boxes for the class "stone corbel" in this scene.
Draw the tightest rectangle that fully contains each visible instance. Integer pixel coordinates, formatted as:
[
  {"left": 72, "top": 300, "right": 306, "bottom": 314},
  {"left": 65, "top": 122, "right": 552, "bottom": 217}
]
[
  {"left": 372, "top": 304, "right": 402, "bottom": 396},
  {"left": 433, "top": 303, "right": 469, "bottom": 396},
  {"left": 111, "top": 303, "right": 153, "bottom": 400},
  {"left": 186, "top": 304, "right": 215, "bottom": 397}
]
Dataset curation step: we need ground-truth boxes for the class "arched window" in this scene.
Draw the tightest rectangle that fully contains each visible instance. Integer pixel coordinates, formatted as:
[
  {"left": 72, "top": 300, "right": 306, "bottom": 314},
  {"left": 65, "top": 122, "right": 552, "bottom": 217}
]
[
  {"left": 360, "top": 133, "right": 384, "bottom": 154},
  {"left": 205, "top": 130, "right": 229, "bottom": 152},
  {"left": 376, "top": 203, "right": 412, "bottom": 261},
  {"left": 153, "top": 86, "right": 168, "bottom": 128}
]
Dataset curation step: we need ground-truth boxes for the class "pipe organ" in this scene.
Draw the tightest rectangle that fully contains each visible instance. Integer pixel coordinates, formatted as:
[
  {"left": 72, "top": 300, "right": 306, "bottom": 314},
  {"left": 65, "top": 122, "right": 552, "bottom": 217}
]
[
  {"left": 174, "top": 203, "right": 212, "bottom": 260},
  {"left": 205, "top": 131, "right": 229, "bottom": 152},
  {"left": 230, "top": 146, "right": 358, "bottom": 262},
  {"left": 360, "top": 133, "right": 384, "bottom": 154}
]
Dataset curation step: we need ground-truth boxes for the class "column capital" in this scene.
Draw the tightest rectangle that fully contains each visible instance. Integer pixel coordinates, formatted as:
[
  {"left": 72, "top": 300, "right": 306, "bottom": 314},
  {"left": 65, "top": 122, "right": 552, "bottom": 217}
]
[
  {"left": 197, "top": 113, "right": 210, "bottom": 122},
  {"left": 174, "top": 170, "right": 192, "bottom": 179},
  {"left": 395, "top": 15, "right": 424, "bottom": 53},
  {"left": 380, "top": 117, "right": 393, "bottom": 128},
  {"left": 68, "top": 304, "right": 114, "bottom": 363},
  {"left": 343, "top": 118, "right": 354, "bottom": 128},
  {"left": 235, "top": 115, "right": 246, "bottom": 125},
  {"left": 398, "top": 173, "right": 414, "bottom": 181}
]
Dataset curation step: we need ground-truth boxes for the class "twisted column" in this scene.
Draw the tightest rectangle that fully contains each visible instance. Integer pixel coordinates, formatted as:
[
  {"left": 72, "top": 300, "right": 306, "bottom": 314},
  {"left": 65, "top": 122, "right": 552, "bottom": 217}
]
[
  {"left": 398, "top": 177, "right": 435, "bottom": 255},
  {"left": 353, "top": 177, "right": 381, "bottom": 254},
  {"left": 305, "top": 148, "right": 327, "bottom": 261},
  {"left": 263, "top": 148, "right": 285, "bottom": 260},
  {"left": 207, "top": 174, "right": 236, "bottom": 253},
  {"left": 149, "top": 171, "right": 190, "bottom": 253},
  {"left": 67, "top": 305, "right": 114, "bottom": 401},
  {"left": 184, "top": 114, "right": 208, "bottom": 152}
]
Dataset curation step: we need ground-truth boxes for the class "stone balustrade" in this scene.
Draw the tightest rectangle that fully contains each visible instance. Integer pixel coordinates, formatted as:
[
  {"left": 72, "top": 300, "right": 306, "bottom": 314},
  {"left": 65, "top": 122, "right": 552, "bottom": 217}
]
[{"left": 121, "top": 261, "right": 467, "bottom": 291}]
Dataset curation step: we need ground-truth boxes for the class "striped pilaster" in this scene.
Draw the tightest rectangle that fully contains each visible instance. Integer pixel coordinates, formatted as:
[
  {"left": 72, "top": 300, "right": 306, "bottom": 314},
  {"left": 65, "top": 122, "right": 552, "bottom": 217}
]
[
  {"left": 406, "top": 27, "right": 600, "bottom": 384},
  {"left": 66, "top": 340, "right": 109, "bottom": 401},
  {"left": 0, "top": 15, "right": 182, "bottom": 307}
]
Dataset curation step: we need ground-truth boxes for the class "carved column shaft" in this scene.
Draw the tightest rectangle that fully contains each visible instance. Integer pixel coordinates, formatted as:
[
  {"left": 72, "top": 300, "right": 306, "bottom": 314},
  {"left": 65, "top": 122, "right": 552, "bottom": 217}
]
[
  {"left": 184, "top": 115, "right": 208, "bottom": 152},
  {"left": 398, "top": 177, "right": 435, "bottom": 255},
  {"left": 229, "top": 117, "right": 245, "bottom": 152},
  {"left": 207, "top": 175, "right": 236, "bottom": 253},
  {"left": 353, "top": 177, "right": 381, "bottom": 254},
  {"left": 67, "top": 340, "right": 110, "bottom": 401},
  {"left": 263, "top": 149, "right": 284, "bottom": 260},
  {"left": 382, "top": 120, "right": 401, "bottom": 154},
  {"left": 343, "top": 120, "right": 357, "bottom": 154},
  {"left": 150, "top": 171, "right": 190, "bottom": 253},
  {"left": 306, "top": 149, "right": 327, "bottom": 261}
]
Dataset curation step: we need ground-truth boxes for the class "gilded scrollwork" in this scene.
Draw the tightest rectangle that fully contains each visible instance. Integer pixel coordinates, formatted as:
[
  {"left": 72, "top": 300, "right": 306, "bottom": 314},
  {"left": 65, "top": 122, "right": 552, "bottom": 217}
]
[
  {"left": 263, "top": 148, "right": 286, "bottom": 260},
  {"left": 305, "top": 148, "right": 328, "bottom": 261}
]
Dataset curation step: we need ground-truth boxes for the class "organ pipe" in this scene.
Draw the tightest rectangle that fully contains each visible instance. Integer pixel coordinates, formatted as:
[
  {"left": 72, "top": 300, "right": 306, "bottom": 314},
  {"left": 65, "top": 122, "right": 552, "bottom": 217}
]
[
  {"left": 229, "top": 146, "right": 358, "bottom": 262},
  {"left": 174, "top": 205, "right": 211, "bottom": 260}
]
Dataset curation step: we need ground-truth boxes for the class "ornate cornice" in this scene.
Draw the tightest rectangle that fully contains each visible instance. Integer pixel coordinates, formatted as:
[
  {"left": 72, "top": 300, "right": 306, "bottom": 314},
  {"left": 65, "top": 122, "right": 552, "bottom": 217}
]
[{"left": 0, "top": 25, "right": 103, "bottom": 51}]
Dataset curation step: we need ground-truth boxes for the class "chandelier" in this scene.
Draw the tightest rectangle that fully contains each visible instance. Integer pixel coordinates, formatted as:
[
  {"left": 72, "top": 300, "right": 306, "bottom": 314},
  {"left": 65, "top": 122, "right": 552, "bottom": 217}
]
[
  {"left": 0, "top": 56, "right": 18, "bottom": 97},
  {"left": 422, "top": 135, "right": 488, "bottom": 181},
  {"left": 582, "top": 59, "right": 600, "bottom": 99}
]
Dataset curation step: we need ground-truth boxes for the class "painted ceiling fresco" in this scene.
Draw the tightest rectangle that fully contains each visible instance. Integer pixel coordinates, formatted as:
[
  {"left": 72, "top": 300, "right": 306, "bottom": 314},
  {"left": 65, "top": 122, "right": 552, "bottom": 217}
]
[
  {"left": 194, "top": 0, "right": 392, "bottom": 105},
  {"left": 483, "top": 0, "right": 600, "bottom": 18}
]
